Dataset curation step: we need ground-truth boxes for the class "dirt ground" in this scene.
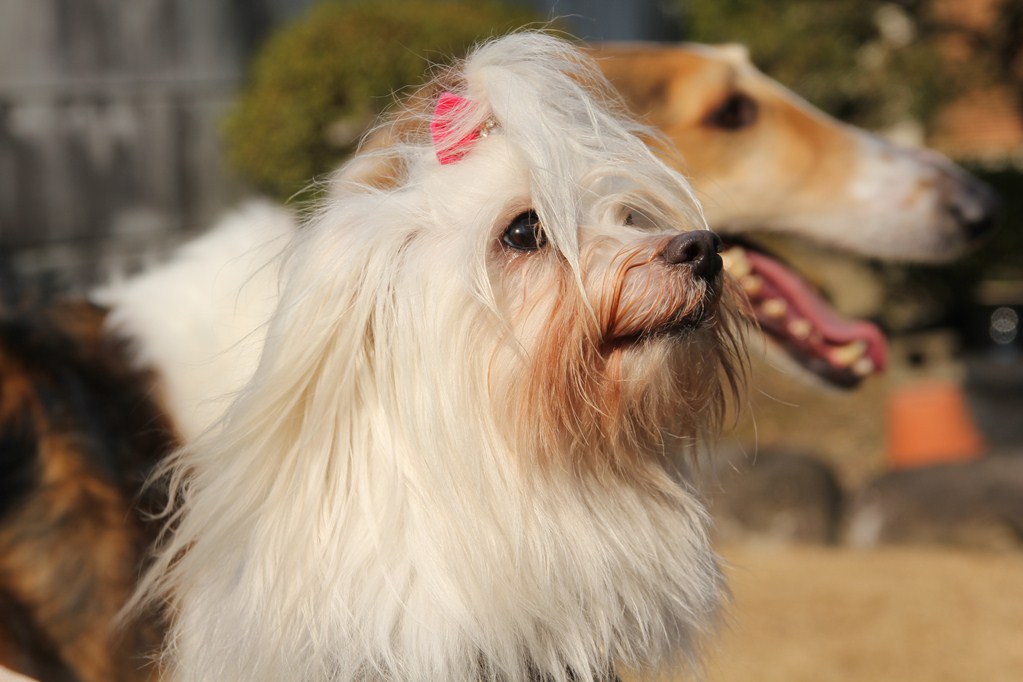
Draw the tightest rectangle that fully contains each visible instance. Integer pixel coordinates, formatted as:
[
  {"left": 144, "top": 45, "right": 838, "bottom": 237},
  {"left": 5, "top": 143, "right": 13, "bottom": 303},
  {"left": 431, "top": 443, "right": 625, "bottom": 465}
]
[{"left": 623, "top": 544, "right": 1023, "bottom": 682}]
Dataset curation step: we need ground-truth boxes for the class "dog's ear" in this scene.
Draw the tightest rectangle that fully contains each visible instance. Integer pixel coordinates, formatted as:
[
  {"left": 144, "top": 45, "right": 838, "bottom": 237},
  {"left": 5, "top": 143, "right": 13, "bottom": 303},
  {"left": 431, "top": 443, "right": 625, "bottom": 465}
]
[
  {"left": 589, "top": 48, "right": 675, "bottom": 117},
  {"left": 715, "top": 43, "right": 750, "bottom": 65},
  {"left": 621, "top": 74, "right": 671, "bottom": 114},
  {"left": 331, "top": 127, "right": 405, "bottom": 192}
]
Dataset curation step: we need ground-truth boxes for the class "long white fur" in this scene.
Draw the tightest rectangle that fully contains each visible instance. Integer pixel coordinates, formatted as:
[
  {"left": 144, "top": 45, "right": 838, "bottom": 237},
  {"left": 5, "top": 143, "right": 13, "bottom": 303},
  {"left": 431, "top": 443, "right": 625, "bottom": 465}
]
[
  {"left": 93, "top": 201, "right": 294, "bottom": 440},
  {"left": 135, "top": 33, "right": 735, "bottom": 682}
]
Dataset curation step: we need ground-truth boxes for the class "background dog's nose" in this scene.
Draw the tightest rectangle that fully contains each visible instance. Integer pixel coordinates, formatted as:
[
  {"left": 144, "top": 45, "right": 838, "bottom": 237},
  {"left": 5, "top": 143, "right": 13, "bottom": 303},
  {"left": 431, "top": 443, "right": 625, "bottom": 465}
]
[
  {"left": 906, "top": 145, "right": 1002, "bottom": 243},
  {"left": 663, "top": 230, "right": 723, "bottom": 280},
  {"left": 942, "top": 173, "right": 1002, "bottom": 241}
]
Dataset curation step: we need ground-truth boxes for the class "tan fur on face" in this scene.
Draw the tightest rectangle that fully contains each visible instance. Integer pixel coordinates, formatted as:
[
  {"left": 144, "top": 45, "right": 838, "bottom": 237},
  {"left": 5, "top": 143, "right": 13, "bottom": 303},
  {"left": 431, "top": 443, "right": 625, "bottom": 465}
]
[
  {"left": 593, "top": 44, "right": 860, "bottom": 225},
  {"left": 497, "top": 231, "right": 744, "bottom": 484},
  {"left": 594, "top": 236, "right": 717, "bottom": 341}
]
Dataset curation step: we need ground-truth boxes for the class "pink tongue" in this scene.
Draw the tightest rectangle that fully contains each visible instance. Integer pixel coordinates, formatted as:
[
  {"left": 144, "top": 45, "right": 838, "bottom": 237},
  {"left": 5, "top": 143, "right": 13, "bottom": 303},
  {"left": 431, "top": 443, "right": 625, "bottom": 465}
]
[{"left": 745, "top": 250, "right": 888, "bottom": 371}]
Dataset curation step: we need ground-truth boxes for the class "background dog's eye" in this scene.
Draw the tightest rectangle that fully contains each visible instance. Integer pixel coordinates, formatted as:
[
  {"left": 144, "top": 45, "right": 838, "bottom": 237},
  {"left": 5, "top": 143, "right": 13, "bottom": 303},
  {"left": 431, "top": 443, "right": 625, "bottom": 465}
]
[
  {"left": 502, "top": 210, "right": 547, "bottom": 251},
  {"left": 704, "top": 92, "right": 758, "bottom": 131}
]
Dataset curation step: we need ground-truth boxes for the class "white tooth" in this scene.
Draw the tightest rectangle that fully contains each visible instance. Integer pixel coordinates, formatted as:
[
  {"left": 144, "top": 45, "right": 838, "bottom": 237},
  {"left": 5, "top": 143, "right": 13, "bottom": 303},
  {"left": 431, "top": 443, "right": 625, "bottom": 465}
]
[
  {"left": 760, "top": 298, "right": 787, "bottom": 318},
  {"left": 787, "top": 318, "right": 813, "bottom": 340},
  {"left": 852, "top": 356, "right": 875, "bottom": 377},
  {"left": 830, "top": 340, "right": 868, "bottom": 367},
  {"left": 721, "top": 247, "right": 751, "bottom": 277},
  {"left": 739, "top": 274, "right": 762, "bottom": 295}
]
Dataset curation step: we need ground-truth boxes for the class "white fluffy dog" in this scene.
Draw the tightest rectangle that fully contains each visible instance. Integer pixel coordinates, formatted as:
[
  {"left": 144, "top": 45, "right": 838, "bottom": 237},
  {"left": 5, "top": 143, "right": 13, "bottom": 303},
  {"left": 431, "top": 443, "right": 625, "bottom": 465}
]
[{"left": 137, "top": 33, "right": 744, "bottom": 682}]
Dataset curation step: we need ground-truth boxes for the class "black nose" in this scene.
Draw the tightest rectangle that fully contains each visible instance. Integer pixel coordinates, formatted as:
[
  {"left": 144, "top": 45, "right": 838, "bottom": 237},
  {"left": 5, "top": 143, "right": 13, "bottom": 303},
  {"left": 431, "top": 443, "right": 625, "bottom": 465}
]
[
  {"left": 948, "top": 176, "right": 1002, "bottom": 241},
  {"left": 914, "top": 145, "right": 1002, "bottom": 242},
  {"left": 663, "top": 230, "right": 723, "bottom": 280}
]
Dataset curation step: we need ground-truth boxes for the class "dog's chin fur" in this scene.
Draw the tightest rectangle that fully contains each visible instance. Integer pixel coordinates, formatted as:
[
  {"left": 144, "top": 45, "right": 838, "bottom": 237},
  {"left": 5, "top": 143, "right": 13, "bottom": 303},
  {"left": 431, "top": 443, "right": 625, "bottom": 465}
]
[{"left": 136, "top": 33, "right": 744, "bottom": 682}]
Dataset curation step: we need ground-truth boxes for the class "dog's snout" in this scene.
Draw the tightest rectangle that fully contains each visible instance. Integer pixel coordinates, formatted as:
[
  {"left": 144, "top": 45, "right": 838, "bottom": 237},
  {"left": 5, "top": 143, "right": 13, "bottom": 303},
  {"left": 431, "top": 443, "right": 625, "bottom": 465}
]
[
  {"left": 663, "top": 230, "right": 723, "bottom": 280},
  {"left": 945, "top": 175, "right": 1002, "bottom": 241},
  {"left": 913, "top": 145, "right": 1002, "bottom": 243}
]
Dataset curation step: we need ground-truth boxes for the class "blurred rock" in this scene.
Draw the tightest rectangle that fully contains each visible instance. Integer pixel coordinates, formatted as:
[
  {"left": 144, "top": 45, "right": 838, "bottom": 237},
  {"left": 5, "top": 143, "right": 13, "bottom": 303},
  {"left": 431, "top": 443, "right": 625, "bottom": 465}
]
[
  {"left": 843, "top": 456, "right": 1023, "bottom": 551},
  {"left": 704, "top": 450, "right": 844, "bottom": 544},
  {"left": 965, "top": 348, "right": 1023, "bottom": 450}
]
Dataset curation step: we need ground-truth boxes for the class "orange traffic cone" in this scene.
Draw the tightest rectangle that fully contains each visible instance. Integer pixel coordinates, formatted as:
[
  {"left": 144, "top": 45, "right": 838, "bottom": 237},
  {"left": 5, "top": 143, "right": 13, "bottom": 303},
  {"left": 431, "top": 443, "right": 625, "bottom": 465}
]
[{"left": 886, "top": 380, "right": 986, "bottom": 469}]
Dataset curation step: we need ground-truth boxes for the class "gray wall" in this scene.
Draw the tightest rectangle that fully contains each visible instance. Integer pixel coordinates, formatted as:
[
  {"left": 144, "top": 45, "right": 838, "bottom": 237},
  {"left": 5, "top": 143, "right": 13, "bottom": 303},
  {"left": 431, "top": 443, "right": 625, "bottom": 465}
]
[
  {"left": 529, "top": 0, "right": 681, "bottom": 42},
  {"left": 0, "top": 0, "right": 669, "bottom": 292},
  {"left": 0, "top": 0, "right": 312, "bottom": 290}
]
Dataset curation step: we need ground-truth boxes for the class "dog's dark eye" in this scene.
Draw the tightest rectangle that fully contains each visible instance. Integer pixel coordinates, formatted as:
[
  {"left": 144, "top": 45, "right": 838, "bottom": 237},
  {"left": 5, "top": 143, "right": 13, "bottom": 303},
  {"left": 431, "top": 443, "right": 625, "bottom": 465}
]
[
  {"left": 704, "top": 92, "right": 758, "bottom": 131},
  {"left": 502, "top": 210, "right": 546, "bottom": 251}
]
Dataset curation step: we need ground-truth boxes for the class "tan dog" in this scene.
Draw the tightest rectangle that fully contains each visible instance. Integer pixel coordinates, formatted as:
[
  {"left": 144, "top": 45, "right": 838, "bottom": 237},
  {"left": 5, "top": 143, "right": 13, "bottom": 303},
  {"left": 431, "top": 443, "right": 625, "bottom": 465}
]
[{"left": 593, "top": 43, "right": 998, "bottom": 388}]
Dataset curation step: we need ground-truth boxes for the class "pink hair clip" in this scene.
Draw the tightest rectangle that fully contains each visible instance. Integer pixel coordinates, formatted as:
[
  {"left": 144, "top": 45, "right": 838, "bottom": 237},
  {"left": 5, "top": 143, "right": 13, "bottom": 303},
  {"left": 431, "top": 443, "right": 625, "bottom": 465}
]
[{"left": 430, "top": 92, "right": 497, "bottom": 165}]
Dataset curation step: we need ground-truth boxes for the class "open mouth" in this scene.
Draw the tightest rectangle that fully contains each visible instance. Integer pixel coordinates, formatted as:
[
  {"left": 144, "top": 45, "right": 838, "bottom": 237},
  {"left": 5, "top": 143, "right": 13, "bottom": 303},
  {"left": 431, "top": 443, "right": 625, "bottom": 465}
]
[{"left": 721, "top": 240, "right": 888, "bottom": 388}]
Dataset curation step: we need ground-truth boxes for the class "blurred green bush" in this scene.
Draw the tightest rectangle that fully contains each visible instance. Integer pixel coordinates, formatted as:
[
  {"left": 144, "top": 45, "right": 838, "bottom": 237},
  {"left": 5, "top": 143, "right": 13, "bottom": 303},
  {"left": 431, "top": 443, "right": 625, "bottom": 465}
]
[
  {"left": 680, "top": 0, "right": 951, "bottom": 130},
  {"left": 224, "top": 0, "right": 538, "bottom": 202}
]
